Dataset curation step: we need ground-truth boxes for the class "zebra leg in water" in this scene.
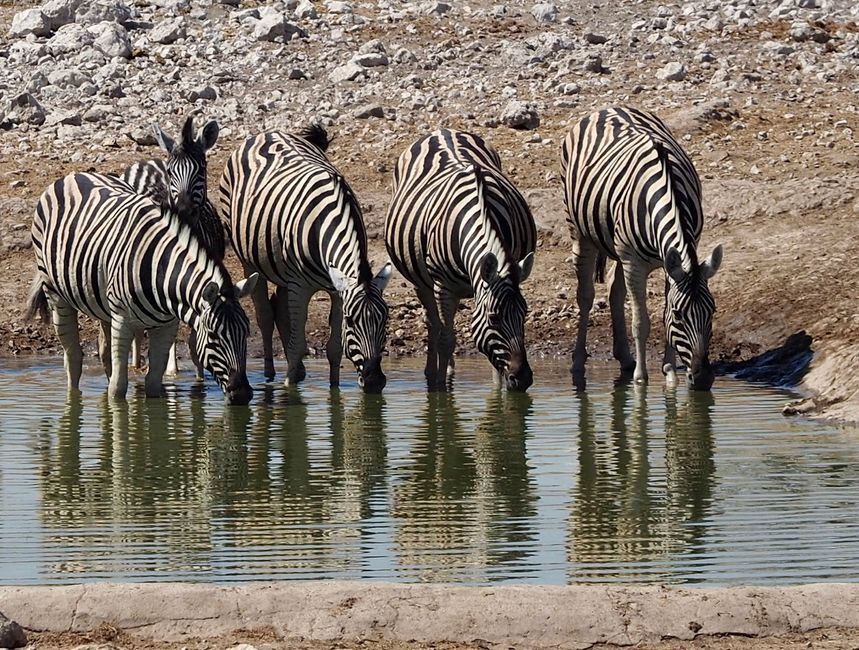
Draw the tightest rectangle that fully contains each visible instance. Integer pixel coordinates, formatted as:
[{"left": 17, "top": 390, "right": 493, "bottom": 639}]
[
  {"left": 187, "top": 329, "right": 204, "bottom": 380},
  {"left": 435, "top": 286, "right": 459, "bottom": 391},
  {"left": 621, "top": 255, "right": 651, "bottom": 385},
  {"left": 146, "top": 321, "right": 180, "bottom": 397},
  {"left": 108, "top": 315, "right": 134, "bottom": 400},
  {"left": 284, "top": 284, "right": 310, "bottom": 387},
  {"left": 99, "top": 320, "right": 112, "bottom": 380},
  {"left": 49, "top": 295, "right": 83, "bottom": 392},
  {"left": 607, "top": 260, "right": 636, "bottom": 374},
  {"left": 326, "top": 291, "right": 343, "bottom": 388},
  {"left": 415, "top": 286, "right": 442, "bottom": 390},
  {"left": 131, "top": 331, "right": 145, "bottom": 370},
  {"left": 165, "top": 338, "right": 180, "bottom": 375},
  {"left": 246, "top": 269, "right": 277, "bottom": 381},
  {"left": 570, "top": 238, "right": 598, "bottom": 385},
  {"left": 661, "top": 276, "right": 679, "bottom": 387},
  {"left": 271, "top": 285, "right": 291, "bottom": 376}
]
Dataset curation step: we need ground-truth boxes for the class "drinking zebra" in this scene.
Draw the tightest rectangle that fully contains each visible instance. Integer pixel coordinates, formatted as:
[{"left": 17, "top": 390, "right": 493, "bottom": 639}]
[
  {"left": 27, "top": 172, "right": 257, "bottom": 404},
  {"left": 121, "top": 113, "right": 225, "bottom": 375},
  {"left": 218, "top": 125, "right": 392, "bottom": 393},
  {"left": 561, "top": 105, "right": 723, "bottom": 390},
  {"left": 385, "top": 129, "right": 536, "bottom": 392}
]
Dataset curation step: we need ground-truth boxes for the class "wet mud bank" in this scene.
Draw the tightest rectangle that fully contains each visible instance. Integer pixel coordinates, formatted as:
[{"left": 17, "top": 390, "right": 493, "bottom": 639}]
[{"left": 3, "top": 582, "right": 859, "bottom": 649}]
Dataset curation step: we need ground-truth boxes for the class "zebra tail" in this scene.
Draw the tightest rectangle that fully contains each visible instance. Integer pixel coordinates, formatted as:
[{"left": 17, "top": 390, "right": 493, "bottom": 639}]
[
  {"left": 25, "top": 274, "right": 49, "bottom": 323},
  {"left": 297, "top": 123, "right": 330, "bottom": 151},
  {"left": 594, "top": 251, "right": 607, "bottom": 284}
]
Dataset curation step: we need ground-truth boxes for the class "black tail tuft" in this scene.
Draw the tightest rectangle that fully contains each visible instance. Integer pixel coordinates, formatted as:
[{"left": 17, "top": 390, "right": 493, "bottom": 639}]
[
  {"left": 594, "top": 251, "right": 607, "bottom": 284},
  {"left": 25, "top": 274, "right": 49, "bottom": 323},
  {"left": 297, "top": 123, "right": 330, "bottom": 152}
]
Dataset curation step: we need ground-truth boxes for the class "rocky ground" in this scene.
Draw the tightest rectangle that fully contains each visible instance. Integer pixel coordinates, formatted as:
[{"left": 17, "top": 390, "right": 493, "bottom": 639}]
[{"left": 0, "top": 0, "right": 858, "bottom": 417}]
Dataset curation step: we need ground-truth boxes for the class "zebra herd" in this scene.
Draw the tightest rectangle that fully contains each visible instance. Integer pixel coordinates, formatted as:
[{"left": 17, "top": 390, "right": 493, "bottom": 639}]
[{"left": 26, "top": 105, "right": 723, "bottom": 404}]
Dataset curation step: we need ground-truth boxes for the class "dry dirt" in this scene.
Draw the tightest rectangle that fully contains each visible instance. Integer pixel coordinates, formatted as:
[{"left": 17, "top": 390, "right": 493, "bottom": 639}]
[{"left": 24, "top": 625, "right": 859, "bottom": 650}]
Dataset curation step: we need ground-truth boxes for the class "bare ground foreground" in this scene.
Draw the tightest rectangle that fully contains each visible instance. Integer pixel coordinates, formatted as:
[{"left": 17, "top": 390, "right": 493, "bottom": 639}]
[{"left": 1, "top": 0, "right": 859, "bottom": 644}]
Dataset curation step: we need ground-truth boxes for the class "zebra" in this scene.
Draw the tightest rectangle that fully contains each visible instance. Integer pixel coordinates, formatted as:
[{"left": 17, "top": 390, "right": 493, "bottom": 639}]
[
  {"left": 218, "top": 124, "right": 392, "bottom": 393},
  {"left": 561, "top": 105, "right": 723, "bottom": 390},
  {"left": 385, "top": 129, "right": 536, "bottom": 392},
  {"left": 27, "top": 172, "right": 258, "bottom": 404},
  {"left": 120, "top": 113, "right": 225, "bottom": 375}
]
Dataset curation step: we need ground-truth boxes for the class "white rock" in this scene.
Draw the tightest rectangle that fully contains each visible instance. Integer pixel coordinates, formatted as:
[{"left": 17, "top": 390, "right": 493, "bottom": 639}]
[
  {"left": 9, "top": 8, "right": 51, "bottom": 38},
  {"left": 501, "top": 100, "right": 540, "bottom": 130},
  {"left": 75, "top": 0, "right": 133, "bottom": 26},
  {"left": 41, "top": 0, "right": 81, "bottom": 30},
  {"left": 295, "top": 0, "right": 317, "bottom": 19},
  {"left": 657, "top": 61, "right": 687, "bottom": 81},
  {"left": 83, "top": 104, "right": 113, "bottom": 122},
  {"left": 326, "top": 1, "right": 353, "bottom": 13},
  {"left": 252, "top": 13, "right": 303, "bottom": 42},
  {"left": 3, "top": 93, "right": 46, "bottom": 126},
  {"left": 150, "top": 17, "right": 186, "bottom": 44},
  {"left": 328, "top": 61, "right": 364, "bottom": 83},
  {"left": 46, "top": 109, "right": 82, "bottom": 126},
  {"left": 358, "top": 38, "right": 385, "bottom": 54},
  {"left": 47, "top": 68, "right": 92, "bottom": 87},
  {"left": 530, "top": 3, "right": 558, "bottom": 23},
  {"left": 421, "top": 1, "right": 450, "bottom": 15},
  {"left": 47, "top": 22, "right": 94, "bottom": 55},
  {"left": 90, "top": 21, "right": 131, "bottom": 58},
  {"left": 352, "top": 52, "right": 388, "bottom": 67}
]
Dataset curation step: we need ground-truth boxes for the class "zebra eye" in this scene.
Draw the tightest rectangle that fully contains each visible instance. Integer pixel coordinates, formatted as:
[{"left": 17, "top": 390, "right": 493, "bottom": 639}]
[
  {"left": 345, "top": 315, "right": 355, "bottom": 328},
  {"left": 488, "top": 312, "right": 501, "bottom": 327},
  {"left": 672, "top": 308, "right": 683, "bottom": 321}
]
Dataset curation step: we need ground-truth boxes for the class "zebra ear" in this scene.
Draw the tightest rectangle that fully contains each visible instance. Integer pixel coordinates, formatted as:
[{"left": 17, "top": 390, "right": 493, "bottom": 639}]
[
  {"left": 152, "top": 124, "right": 175, "bottom": 153},
  {"left": 372, "top": 262, "right": 393, "bottom": 293},
  {"left": 701, "top": 244, "right": 723, "bottom": 280},
  {"left": 181, "top": 114, "right": 195, "bottom": 147},
  {"left": 480, "top": 253, "right": 499, "bottom": 284},
  {"left": 234, "top": 273, "right": 258, "bottom": 300},
  {"left": 518, "top": 252, "right": 535, "bottom": 283},
  {"left": 664, "top": 248, "right": 686, "bottom": 284},
  {"left": 200, "top": 120, "right": 219, "bottom": 151},
  {"left": 329, "top": 264, "right": 355, "bottom": 294},
  {"left": 202, "top": 281, "right": 220, "bottom": 305}
]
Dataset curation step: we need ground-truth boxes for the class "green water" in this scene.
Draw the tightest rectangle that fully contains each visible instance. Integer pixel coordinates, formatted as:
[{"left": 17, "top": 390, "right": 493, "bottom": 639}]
[{"left": 1, "top": 357, "right": 858, "bottom": 585}]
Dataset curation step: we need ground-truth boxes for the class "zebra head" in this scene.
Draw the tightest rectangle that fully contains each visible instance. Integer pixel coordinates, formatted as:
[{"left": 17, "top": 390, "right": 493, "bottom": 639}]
[
  {"left": 473, "top": 251, "right": 535, "bottom": 392},
  {"left": 330, "top": 262, "right": 393, "bottom": 394},
  {"left": 153, "top": 114, "right": 219, "bottom": 215},
  {"left": 193, "top": 273, "right": 258, "bottom": 405},
  {"left": 664, "top": 245, "right": 723, "bottom": 391}
]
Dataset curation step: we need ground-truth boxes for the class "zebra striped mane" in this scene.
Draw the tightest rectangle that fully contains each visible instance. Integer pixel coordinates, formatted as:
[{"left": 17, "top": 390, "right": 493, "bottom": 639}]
[
  {"left": 654, "top": 140, "right": 700, "bottom": 270},
  {"left": 159, "top": 204, "right": 234, "bottom": 294},
  {"left": 471, "top": 164, "right": 520, "bottom": 282},
  {"left": 296, "top": 123, "right": 330, "bottom": 152}
]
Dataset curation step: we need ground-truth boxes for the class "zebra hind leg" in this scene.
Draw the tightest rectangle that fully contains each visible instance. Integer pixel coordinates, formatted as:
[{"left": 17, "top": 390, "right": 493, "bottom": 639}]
[
  {"left": 608, "top": 260, "right": 636, "bottom": 375},
  {"left": 571, "top": 239, "right": 598, "bottom": 389},
  {"left": 272, "top": 285, "right": 291, "bottom": 375},
  {"left": 145, "top": 321, "right": 180, "bottom": 397},
  {"left": 416, "top": 287, "right": 442, "bottom": 391},
  {"left": 436, "top": 288, "right": 458, "bottom": 392},
  {"left": 108, "top": 315, "right": 134, "bottom": 400},
  {"left": 51, "top": 296, "right": 83, "bottom": 392},
  {"left": 284, "top": 285, "right": 310, "bottom": 387},
  {"left": 131, "top": 331, "right": 146, "bottom": 370},
  {"left": 99, "top": 320, "right": 112, "bottom": 380},
  {"left": 249, "top": 270, "right": 276, "bottom": 381}
]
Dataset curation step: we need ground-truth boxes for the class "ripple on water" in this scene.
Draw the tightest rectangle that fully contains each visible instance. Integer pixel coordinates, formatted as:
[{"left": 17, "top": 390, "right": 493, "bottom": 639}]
[{"left": 1, "top": 357, "right": 859, "bottom": 585}]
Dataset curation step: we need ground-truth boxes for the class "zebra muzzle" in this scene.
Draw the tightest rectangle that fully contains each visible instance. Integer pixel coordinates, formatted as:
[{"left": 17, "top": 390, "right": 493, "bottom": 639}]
[
  {"left": 225, "top": 371, "right": 253, "bottom": 405},
  {"left": 359, "top": 357, "right": 386, "bottom": 394}
]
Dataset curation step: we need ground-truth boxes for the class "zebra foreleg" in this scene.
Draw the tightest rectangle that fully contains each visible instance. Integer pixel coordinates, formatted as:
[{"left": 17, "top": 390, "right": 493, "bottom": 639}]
[
  {"left": 99, "top": 320, "right": 112, "bottom": 380},
  {"left": 622, "top": 258, "right": 651, "bottom": 385},
  {"left": 436, "top": 288, "right": 459, "bottom": 391},
  {"left": 108, "top": 315, "right": 134, "bottom": 400},
  {"left": 248, "top": 271, "right": 276, "bottom": 380},
  {"left": 608, "top": 260, "right": 635, "bottom": 374},
  {"left": 131, "top": 331, "right": 145, "bottom": 370},
  {"left": 187, "top": 329, "right": 204, "bottom": 380},
  {"left": 326, "top": 291, "right": 343, "bottom": 388},
  {"left": 661, "top": 276, "right": 678, "bottom": 387},
  {"left": 51, "top": 296, "right": 83, "bottom": 392},
  {"left": 145, "top": 321, "right": 180, "bottom": 397},
  {"left": 272, "top": 285, "right": 291, "bottom": 369},
  {"left": 284, "top": 285, "right": 310, "bottom": 387},
  {"left": 416, "top": 287, "right": 442, "bottom": 390},
  {"left": 165, "top": 338, "right": 180, "bottom": 375},
  {"left": 571, "top": 240, "right": 598, "bottom": 384}
]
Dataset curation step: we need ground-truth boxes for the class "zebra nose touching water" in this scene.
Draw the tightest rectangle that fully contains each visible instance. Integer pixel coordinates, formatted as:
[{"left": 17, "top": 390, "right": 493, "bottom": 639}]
[
  {"left": 28, "top": 173, "right": 257, "bottom": 404},
  {"left": 385, "top": 129, "right": 537, "bottom": 392},
  {"left": 218, "top": 124, "right": 392, "bottom": 393},
  {"left": 561, "top": 105, "right": 723, "bottom": 391}
]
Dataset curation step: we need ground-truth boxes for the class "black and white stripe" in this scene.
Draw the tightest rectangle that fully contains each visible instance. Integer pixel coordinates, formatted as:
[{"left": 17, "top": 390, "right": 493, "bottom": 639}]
[
  {"left": 27, "top": 172, "right": 257, "bottom": 404},
  {"left": 561, "top": 105, "right": 723, "bottom": 390},
  {"left": 218, "top": 125, "right": 392, "bottom": 393},
  {"left": 120, "top": 114, "right": 225, "bottom": 375},
  {"left": 385, "top": 129, "right": 536, "bottom": 391}
]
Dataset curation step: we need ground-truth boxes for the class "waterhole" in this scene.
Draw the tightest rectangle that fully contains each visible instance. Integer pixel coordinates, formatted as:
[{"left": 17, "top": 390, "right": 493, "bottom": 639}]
[{"left": 1, "top": 357, "right": 857, "bottom": 586}]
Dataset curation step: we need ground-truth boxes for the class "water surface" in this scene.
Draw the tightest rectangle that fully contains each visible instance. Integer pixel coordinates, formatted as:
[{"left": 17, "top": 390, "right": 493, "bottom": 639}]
[{"left": 1, "top": 357, "right": 858, "bottom": 586}]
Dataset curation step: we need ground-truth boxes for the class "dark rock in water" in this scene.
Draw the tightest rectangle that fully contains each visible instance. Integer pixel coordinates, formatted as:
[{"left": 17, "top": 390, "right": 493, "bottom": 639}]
[
  {"left": 715, "top": 330, "right": 813, "bottom": 387},
  {"left": 0, "top": 611, "right": 28, "bottom": 649}
]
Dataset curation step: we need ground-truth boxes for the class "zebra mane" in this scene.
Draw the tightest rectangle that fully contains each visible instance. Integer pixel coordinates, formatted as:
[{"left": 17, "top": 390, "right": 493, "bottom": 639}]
[
  {"left": 338, "top": 179, "right": 373, "bottom": 286},
  {"left": 470, "top": 164, "right": 519, "bottom": 281},
  {"left": 654, "top": 140, "right": 700, "bottom": 270},
  {"left": 296, "top": 123, "right": 330, "bottom": 152},
  {"left": 159, "top": 204, "right": 234, "bottom": 295}
]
